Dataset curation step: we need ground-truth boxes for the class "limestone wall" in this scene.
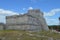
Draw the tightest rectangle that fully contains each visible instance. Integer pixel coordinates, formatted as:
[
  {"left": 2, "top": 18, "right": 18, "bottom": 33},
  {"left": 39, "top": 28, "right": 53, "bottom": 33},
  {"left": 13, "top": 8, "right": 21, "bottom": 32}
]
[
  {"left": 0, "top": 24, "right": 4, "bottom": 30},
  {"left": 6, "top": 24, "right": 41, "bottom": 31},
  {"left": 28, "top": 9, "right": 49, "bottom": 31},
  {"left": 16, "top": 15, "right": 28, "bottom": 24},
  {"left": 28, "top": 9, "right": 43, "bottom": 18},
  {"left": 28, "top": 16, "right": 40, "bottom": 25},
  {"left": 6, "top": 15, "right": 28, "bottom": 24},
  {"left": 5, "top": 9, "right": 49, "bottom": 31},
  {"left": 39, "top": 13, "right": 49, "bottom": 31}
]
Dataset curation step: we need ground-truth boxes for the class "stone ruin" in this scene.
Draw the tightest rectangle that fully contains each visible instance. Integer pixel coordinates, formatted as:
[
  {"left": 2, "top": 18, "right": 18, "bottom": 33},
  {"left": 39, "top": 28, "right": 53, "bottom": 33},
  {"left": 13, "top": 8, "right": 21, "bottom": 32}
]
[{"left": 0, "top": 9, "right": 49, "bottom": 31}]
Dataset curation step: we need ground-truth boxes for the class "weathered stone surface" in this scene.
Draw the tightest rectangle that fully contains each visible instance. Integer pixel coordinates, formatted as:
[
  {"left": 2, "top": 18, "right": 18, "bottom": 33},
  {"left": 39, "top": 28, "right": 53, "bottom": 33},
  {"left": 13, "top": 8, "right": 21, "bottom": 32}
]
[
  {"left": 0, "top": 23, "right": 5, "bottom": 30},
  {"left": 6, "top": 15, "right": 28, "bottom": 24},
  {"left": 27, "top": 9, "right": 49, "bottom": 31},
  {"left": 6, "top": 24, "right": 42, "bottom": 31},
  {"left": 0, "top": 9, "right": 49, "bottom": 31}
]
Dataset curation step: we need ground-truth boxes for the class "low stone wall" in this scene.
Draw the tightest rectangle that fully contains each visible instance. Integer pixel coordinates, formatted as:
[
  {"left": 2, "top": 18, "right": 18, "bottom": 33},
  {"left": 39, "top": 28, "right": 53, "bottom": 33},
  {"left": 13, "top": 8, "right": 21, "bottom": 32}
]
[
  {"left": 0, "top": 25, "right": 3, "bottom": 30},
  {"left": 6, "top": 24, "right": 42, "bottom": 31},
  {"left": 0, "top": 24, "right": 5, "bottom": 30}
]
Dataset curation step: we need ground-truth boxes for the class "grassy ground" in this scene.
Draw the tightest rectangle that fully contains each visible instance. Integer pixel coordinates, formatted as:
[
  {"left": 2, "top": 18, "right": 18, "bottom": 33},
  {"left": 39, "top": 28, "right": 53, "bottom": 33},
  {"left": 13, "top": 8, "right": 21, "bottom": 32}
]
[{"left": 0, "top": 30, "right": 60, "bottom": 40}]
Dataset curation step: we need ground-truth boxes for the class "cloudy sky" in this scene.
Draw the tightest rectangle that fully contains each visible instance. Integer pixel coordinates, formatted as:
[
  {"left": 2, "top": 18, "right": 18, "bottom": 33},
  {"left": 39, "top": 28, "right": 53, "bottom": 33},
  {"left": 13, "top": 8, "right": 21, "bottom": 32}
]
[{"left": 0, "top": 0, "right": 60, "bottom": 25}]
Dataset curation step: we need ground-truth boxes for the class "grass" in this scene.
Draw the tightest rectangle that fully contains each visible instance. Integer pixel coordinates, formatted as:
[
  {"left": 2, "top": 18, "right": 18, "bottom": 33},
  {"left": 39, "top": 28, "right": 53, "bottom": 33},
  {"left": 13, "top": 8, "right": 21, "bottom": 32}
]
[{"left": 0, "top": 30, "right": 60, "bottom": 40}]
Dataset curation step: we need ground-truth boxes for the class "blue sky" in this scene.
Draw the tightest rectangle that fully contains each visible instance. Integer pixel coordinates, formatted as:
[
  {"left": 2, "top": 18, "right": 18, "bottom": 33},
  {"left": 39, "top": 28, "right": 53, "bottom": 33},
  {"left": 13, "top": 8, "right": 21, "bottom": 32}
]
[{"left": 0, "top": 0, "right": 60, "bottom": 25}]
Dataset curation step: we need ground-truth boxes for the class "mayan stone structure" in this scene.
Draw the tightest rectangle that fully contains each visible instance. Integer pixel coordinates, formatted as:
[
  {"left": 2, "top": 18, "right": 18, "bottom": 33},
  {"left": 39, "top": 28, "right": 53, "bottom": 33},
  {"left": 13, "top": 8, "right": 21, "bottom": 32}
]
[
  {"left": 0, "top": 23, "right": 5, "bottom": 30},
  {"left": 6, "top": 9, "right": 49, "bottom": 31}
]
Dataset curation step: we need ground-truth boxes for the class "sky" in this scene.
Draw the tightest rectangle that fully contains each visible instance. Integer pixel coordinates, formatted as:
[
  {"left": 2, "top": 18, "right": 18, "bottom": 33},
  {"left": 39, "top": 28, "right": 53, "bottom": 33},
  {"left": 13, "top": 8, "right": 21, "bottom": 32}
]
[{"left": 0, "top": 0, "right": 60, "bottom": 25}]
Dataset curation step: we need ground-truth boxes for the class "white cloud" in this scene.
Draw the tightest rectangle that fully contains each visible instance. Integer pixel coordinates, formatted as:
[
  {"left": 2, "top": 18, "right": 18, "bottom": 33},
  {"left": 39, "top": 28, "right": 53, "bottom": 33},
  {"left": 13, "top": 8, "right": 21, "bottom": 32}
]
[
  {"left": 0, "top": 9, "right": 19, "bottom": 16},
  {"left": 44, "top": 9, "right": 60, "bottom": 16},
  {"left": 28, "top": 7, "right": 33, "bottom": 10},
  {"left": 45, "top": 18, "right": 59, "bottom": 25},
  {"left": 0, "top": 15, "right": 5, "bottom": 23},
  {"left": 0, "top": 9, "right": 19, "bottom": 23},
  {"left": 22, "top": 7, "right": 33, "bottom": 11}
]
